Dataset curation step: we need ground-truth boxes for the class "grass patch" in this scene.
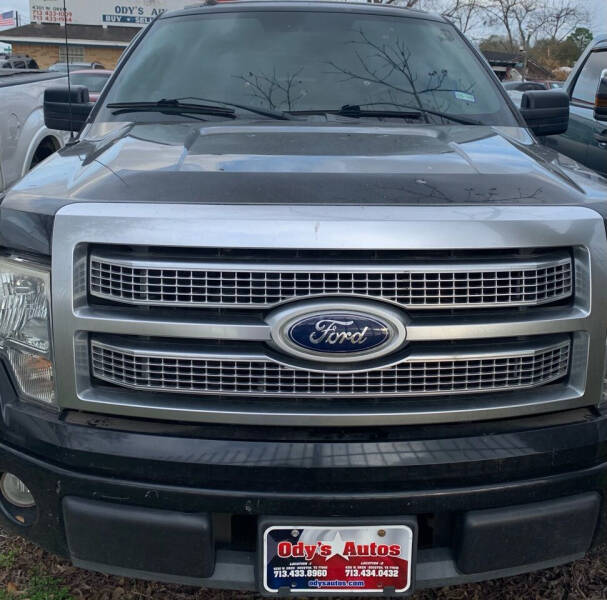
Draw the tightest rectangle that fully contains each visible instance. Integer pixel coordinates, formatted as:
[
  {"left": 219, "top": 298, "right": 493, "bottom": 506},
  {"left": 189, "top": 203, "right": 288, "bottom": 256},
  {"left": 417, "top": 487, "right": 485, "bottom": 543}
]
[
  {"left": 0, "top": 574, "right": 72, "bottom": 600},
  {"left": 25, "top": 575, "right": 73, "bottom": 600},
  {"left": 0, "top": 550, "right": 16, "bottom": 569}
]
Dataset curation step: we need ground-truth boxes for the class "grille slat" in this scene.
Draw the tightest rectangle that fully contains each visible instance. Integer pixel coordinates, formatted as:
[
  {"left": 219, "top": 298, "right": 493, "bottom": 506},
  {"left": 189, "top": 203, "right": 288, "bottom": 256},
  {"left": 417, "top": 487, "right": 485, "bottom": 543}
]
[
  {"left": 89, "top": 254, "right": 573, "bottom": 309},
  {"left": 90, "top": 339, "right": 570, "bottom": 397}
]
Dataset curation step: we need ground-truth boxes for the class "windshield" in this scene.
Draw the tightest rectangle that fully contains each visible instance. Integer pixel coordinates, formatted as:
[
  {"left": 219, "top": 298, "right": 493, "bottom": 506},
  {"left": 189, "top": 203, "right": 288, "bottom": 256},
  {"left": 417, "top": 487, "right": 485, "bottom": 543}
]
[{"left": 97, "top": 9, "right": 517, "bottom": 126}]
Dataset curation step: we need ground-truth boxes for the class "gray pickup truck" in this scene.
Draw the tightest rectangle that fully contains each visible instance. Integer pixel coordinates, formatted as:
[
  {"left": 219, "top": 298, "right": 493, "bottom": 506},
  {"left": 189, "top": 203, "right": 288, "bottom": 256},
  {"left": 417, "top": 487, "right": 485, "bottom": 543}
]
[
  {"left": 0, "top": 1, "right": 606, "bottom": 595},
  {"left": 544, "top": 34, "right": 607, "bottom": 177}
]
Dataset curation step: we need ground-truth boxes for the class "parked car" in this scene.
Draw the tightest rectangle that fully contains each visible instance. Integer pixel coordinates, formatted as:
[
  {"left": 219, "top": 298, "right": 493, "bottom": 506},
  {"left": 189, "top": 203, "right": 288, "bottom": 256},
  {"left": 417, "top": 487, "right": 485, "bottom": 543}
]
[
  {"left": 0, "top": 55, "right": 39, "bottom": 70},
  {"left": 0, "top": 69, "right": 67, "bottom": 193},
  {"left": 1, "top": 1, "right": 607, "bottom": 596},
  {"left": 48, "top": 61, "right": 106, "bottom": 72},
  {"left": 503, "top": 80, "right": 547, "bottom": 91},
  {"left": 543, "top": 34, "right": 607, "bottom": 177},
  {"left": 68, "top": 69, "right": 113, "bottom": 102},
  {"left": 503, "top": 80, "right": 564, "bottom": 91}
]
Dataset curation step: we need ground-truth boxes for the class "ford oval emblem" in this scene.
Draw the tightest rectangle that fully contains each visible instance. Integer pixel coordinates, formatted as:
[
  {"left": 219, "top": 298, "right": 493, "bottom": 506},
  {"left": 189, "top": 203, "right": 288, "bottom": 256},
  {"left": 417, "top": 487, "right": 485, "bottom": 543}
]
[
  {"left": 288, "top": 313, "right": 389, "bottom": 354},
  {"left": 266, "top": 301, "right": 408, "bottom": 364}
]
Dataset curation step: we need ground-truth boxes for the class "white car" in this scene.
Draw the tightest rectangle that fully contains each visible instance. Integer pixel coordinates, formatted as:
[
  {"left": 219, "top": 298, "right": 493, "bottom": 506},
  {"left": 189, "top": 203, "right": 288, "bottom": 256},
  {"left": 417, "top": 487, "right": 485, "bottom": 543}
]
[{"left": 0, "top": 70, "right": 69, "bottom": 193}]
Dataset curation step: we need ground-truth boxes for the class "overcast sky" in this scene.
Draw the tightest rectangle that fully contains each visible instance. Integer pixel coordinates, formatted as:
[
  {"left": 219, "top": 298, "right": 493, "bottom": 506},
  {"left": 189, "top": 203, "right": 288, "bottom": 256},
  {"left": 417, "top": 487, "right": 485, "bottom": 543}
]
[
  {"left": 592, "top": 0, "right": 607, "bottom": 34},
  {"left": 2, "top": 0, "right": 606, "bottom": 35}
]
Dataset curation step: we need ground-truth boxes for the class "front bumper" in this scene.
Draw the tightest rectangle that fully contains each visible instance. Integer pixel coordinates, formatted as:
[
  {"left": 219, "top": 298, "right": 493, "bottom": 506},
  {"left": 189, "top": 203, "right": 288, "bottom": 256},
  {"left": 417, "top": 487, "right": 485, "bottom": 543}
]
[
  {"left": 0, "top": 393, "right": 606, "bottom": 591},
  {"left": 0, "top": 432, "right": 607, "bottom": 590}
]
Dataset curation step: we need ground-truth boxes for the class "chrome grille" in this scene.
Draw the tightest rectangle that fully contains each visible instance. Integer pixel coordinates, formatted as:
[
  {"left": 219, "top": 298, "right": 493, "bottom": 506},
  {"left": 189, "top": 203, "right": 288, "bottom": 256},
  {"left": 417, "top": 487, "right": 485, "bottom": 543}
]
[
  {"left": 89, "top": 253, "right": 573, "bottom": 309},
  {"left": 91, "top": 339, "right": 570, "bottom": 397},
  {"left": 53, "top": 204, "right": 606, "bottom": 426}
]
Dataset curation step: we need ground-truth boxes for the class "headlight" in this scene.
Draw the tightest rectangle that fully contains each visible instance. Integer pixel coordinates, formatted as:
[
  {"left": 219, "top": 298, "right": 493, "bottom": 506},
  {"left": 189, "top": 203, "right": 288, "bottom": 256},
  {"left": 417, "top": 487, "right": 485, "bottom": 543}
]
[{"left": 0, "top": 256, "right": 54, "bottom": 405}]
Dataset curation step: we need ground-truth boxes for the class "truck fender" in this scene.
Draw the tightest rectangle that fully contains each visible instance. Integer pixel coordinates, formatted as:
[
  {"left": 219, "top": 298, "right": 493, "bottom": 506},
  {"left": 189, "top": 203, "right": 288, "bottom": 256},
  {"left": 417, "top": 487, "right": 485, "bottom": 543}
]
[{"left": 19, "top": 109, "right": 67, "bottom": 177}]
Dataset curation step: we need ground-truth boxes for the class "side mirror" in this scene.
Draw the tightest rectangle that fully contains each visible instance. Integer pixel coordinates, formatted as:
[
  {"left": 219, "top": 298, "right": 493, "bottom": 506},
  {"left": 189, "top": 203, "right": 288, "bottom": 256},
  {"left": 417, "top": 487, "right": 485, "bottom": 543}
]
[
  {"left": 520, "top": 89, "right": 569, "bottom": 136},
  {"left": 594, "top": 72, "right": 607, "bottom": 122},
  {"left": 44, "top": 86, "right": 93, "bottom": 132}
]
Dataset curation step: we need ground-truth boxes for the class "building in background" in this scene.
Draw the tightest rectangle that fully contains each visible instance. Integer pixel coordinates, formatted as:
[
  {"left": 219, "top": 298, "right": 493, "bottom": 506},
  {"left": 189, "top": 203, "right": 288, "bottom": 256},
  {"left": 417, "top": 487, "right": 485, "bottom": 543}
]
[
  {"left": 0, "top": 22, "right": 138, "bottom": 68},
  {"left": 482, "top": 50, "right": 553, "bottom": 82},
  {"left": 0, "top": 0, "right": 184, "bottom": 69}
]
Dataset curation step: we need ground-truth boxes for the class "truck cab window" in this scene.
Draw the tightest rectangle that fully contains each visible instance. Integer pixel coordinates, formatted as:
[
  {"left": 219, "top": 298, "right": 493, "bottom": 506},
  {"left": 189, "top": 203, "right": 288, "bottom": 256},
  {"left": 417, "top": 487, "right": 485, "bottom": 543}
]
[{"left": 572, "top": 51, "right": 607, "bottom": 105}]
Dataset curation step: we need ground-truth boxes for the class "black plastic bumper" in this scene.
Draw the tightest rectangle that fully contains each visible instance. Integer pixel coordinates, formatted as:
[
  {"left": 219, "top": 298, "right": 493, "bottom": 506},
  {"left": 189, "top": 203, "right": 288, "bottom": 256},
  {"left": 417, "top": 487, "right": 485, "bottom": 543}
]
[
  {"left": 0, "top": 436, "right": 605, "bottom": 590},
  {"left": 0, "top": 396, "right": 606, "bottom": 591},
  {"left": 63, "top": 492, "right": 602, "bottom": 590}
]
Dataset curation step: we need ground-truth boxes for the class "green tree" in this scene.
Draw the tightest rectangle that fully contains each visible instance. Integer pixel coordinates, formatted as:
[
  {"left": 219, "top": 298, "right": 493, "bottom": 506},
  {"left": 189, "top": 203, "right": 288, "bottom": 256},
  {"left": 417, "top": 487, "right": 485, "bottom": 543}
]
[
  {"left": 567, "top": 27, "right": 593, "bottom": 53},
  {"left": 530, "top": 37, "right": 580, "bottom": 68}
]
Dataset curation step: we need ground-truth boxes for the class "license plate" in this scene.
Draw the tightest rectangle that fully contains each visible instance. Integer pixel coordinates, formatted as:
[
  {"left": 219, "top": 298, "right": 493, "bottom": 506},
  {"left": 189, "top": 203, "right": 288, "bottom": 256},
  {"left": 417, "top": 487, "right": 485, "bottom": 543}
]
[{"left": 262, "top": 524, "right": 415, "bottom": 594}]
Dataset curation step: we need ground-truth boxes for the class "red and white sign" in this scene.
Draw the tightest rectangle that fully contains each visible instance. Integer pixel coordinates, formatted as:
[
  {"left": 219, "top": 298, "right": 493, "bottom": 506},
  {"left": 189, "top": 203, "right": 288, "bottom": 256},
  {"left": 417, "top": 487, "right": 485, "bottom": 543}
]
[{"left": 263, "top": 525, "right": 414, "bottom": 594}]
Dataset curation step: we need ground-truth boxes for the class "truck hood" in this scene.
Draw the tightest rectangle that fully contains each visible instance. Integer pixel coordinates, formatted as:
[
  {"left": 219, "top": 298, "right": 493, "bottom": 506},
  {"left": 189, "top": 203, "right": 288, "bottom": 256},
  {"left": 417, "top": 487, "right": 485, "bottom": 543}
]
[{"left": 2, "top": 121, "right": 607, "bottom": 254}]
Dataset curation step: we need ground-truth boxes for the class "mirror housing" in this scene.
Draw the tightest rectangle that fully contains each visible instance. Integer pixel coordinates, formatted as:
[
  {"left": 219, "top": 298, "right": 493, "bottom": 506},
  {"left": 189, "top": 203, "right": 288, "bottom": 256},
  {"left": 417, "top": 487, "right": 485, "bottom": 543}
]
[
  {"left": 594, "top": 72, "right": 607, "bottom": 122},
  {"left": 520, "top": 89, "right": 569, "bottom": 136},
  {"left": 44, "top": 86, "right": 93, "bottom": 132}
]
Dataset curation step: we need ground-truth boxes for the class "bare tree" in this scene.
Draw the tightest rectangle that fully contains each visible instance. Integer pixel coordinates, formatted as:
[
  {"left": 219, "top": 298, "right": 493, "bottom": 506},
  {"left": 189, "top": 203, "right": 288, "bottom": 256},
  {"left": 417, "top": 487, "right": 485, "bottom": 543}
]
[
  {"left": 355, "top": 0, "right": 586, "bottom": 45},
  {"left": 442, "top": 0, "right": 480, "bottom": 33},
  {"left": 484, "top": 0, "right": 587, "bottom": 51},
  {"left": 513, "top": 1, "right": 549, "bottom": 51},
  {"left": 327, "top": 28, "right": 473, "bottom": 116},
  {"left": 342, "top": 0, "right": 484, "bottom": 34},
  {"left": 235, "top": 67, "right": 304, "bottom": 111},
  {"left": 541, "top": 0, "right": 588, "bottom": 41},
  {"left": 483, "top": 0, "right": 529, "bottom": 50},
  {"left": 424, "top": 0, "right": 486, "bottom": 33}
]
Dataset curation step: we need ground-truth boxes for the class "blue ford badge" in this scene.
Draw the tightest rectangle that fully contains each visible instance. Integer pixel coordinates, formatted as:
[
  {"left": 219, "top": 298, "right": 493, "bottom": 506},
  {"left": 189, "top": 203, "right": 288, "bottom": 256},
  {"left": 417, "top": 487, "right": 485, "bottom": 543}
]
[
  {"left": 266, "top": 301, "right": 407, "bottom": 364},
  {"left": 288, "top": 313, "right": 390, "bottom": 354}
]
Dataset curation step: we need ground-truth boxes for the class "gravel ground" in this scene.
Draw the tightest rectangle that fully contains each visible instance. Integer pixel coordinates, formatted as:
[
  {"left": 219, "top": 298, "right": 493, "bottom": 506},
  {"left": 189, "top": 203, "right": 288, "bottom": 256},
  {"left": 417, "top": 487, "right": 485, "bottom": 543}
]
[{"left": 1, "top": 529, "right": 606, "bottom": 600}]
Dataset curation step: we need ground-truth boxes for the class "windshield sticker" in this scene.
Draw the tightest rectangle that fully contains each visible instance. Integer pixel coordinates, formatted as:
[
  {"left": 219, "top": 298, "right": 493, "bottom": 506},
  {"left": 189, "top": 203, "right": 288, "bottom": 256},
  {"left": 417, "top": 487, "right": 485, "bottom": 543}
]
[{"left": 454, "top": 91, "right": 476, "bottom": 103}]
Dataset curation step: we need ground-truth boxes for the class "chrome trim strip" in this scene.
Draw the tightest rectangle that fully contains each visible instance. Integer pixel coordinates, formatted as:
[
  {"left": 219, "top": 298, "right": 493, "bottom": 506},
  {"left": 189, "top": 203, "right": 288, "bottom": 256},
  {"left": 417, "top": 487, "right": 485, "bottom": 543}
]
[
  {"left": 74, "top": 383, "right": 585, "bottom": 426},
  {"left": 73, "top": 305, "right": 589, "bottom": 342},
  {"left": 75, "top": 307, "right": 272, "bottom": 341},
  {"left": 90, "top": 253, "right": 570, "bottom": 274}
]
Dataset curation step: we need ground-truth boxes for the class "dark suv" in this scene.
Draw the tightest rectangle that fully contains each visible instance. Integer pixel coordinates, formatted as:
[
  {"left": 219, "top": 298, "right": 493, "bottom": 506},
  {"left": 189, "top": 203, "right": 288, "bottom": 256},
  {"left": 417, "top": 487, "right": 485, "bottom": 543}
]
[{"left": 0, "top": 1, "right": 606, "bottom": 595}]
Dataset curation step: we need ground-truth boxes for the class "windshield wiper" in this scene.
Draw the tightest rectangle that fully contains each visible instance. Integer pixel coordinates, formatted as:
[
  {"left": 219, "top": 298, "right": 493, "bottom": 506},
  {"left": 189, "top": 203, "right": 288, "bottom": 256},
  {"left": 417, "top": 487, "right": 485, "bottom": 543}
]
[
  {"left": 291, "top": 104, "right": 481, "bottom": 126},
  {"left": 107, "top": 99, "right": 237, "bottom": 119},
  {"left": 342, "top": 103, "right": 482, "bottom": 125},
  {"left": 173, "top": 96, "right": 292, "bottom": 121},
  {"left": 290, "top": 105, "right": 423, "bottom": 120},
  {"left": 107, "top": 97, "right": 291, "bottom": 121},
  {"left": 338, "top": 105, "right": 424, "bottom": 119}
]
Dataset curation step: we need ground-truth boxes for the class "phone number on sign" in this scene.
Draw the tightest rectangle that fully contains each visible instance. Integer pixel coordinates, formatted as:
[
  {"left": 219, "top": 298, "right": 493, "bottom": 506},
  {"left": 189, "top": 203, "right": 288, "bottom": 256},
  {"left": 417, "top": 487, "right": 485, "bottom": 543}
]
[
  {"left": 273, "top": 567, "right": 328, "bottom": 578},
  {"left": 345, "top": 567, "right": 400, "bottom": 577}
]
